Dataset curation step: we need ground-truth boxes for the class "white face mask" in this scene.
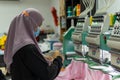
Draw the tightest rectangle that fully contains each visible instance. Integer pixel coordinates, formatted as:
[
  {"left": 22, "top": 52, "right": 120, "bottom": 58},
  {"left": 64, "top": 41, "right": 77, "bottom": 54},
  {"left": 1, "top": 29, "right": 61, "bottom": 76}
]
[{"left": 34, "top": 27, "right": 40, "bottom": 37}]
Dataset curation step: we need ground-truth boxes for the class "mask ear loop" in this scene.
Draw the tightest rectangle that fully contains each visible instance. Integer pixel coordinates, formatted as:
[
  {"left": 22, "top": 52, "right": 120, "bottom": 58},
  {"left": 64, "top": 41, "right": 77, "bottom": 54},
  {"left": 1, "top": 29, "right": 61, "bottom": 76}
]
[{"left": 22, "top": 11, "right": 29, "bottom": 16}]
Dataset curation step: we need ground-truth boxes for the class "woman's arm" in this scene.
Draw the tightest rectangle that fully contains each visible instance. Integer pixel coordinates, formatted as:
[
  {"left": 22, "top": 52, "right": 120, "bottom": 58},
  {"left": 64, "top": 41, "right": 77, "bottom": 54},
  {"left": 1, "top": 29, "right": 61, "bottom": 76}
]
[{"left": 19, "top": 44, "right": 62, "bottom": 80}]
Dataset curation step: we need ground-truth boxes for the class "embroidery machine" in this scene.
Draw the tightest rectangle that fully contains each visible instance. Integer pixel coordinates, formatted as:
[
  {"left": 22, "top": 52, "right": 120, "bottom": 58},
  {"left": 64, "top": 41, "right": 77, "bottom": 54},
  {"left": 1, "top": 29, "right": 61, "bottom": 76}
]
[
  {"left": 71, "top": 0, "right": 95, "bottom": 57},
  {"left": 107, "top": 12, "right": 120, "bottom": 70},
  {"left": 71, "top": 15, "right": 89, "bottom": 56},
  {"left": 86, "top": 12, "right": 110, "bottom": 62},
  {"left": 86, "top": 0, "right": 115, "bottom": 63}
]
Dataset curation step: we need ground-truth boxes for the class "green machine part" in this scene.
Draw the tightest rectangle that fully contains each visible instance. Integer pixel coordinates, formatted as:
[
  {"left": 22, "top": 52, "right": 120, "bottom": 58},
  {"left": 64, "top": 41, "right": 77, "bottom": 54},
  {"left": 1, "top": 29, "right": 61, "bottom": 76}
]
[
  {"left": 100, "top": 15, "right": 115, "bottom": 50},
  {"left": 99, "top": 14, "right": 116, "bottom": 64},
  {"left": 63, "top": 26, "right": 75, "bottom": 66},
  {"left": 81, "top": 31, "right": 88, "bottom": 58},
  {"left": 82, "top": 31, "right": 88, "bottom": 45},
  {"left": 99, "top": 34, "right": 110, "bottom": 64},
  {"left": 100, "top": 34, "right": 110, "bottom": 51}
]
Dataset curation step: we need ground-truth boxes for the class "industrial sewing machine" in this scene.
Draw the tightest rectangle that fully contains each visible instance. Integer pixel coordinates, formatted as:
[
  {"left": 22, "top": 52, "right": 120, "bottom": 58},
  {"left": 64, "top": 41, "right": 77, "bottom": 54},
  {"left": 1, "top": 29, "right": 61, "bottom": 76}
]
[
  {"left": 71, "top": 0, "right": 95, "bottom": 57},
  {"left": 107, "top": 12, "right": 120, "bottom": 70},
  {"left": 72, "top": 15, "right": 89, "bottom": 57},
  {"left": 86, "top": 12, "right": 110, "bottom": 63}
]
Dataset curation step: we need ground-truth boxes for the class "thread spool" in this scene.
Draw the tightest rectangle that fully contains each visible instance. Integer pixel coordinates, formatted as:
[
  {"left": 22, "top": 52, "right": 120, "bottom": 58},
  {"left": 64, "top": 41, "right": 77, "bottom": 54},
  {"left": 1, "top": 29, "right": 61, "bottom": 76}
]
[
  {"left": 76, "top": 4, "right": 81, "bottom": 16},
  {"left": 67, "top": 6, "right": 72, "bottom": 17}
]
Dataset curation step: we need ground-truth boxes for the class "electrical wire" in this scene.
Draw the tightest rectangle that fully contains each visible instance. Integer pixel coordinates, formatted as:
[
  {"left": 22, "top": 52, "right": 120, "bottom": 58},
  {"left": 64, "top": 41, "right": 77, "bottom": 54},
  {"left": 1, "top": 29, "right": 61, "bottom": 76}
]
[
  {"left": 82, "top": 0, "right": 87, "bottom": 9},
  {"left": 80, "top": 0, "right": 95, "bottom": 16},
  {"left": 82, "top": 0, "right": 89, "bottom": 14}
]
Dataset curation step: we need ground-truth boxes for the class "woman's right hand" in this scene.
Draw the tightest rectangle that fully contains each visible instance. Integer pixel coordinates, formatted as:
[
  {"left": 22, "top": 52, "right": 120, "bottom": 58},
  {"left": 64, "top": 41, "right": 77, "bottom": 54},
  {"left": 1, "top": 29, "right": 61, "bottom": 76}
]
[{"left": 52, "top": 50, "right": 64, "bottom": 63}]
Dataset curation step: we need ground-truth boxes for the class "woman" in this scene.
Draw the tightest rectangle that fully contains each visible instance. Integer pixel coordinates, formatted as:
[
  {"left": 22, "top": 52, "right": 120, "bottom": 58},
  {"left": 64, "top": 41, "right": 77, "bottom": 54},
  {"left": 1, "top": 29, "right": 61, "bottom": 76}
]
[{"left": 4, "top": 8, "right": 63, "bottom": 80}]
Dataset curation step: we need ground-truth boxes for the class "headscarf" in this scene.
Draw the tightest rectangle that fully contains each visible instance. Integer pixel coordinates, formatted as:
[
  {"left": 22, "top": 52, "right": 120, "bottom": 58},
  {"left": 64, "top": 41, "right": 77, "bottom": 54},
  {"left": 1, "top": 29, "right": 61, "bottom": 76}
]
[{"left": 4, "top": 8, "right": 46, "bottom": 72}]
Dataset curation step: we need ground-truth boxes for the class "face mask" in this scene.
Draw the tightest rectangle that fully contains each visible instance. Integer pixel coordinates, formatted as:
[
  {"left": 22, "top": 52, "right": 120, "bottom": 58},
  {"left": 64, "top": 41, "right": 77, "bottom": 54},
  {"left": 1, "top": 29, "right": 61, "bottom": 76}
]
[{"left": 34, "top": 27, "right": 40, "bottom": 37}]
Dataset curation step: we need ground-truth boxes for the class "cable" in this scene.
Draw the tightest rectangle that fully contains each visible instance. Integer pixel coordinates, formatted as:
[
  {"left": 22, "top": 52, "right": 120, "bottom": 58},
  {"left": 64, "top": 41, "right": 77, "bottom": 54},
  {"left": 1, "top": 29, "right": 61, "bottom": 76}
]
[
  {"left": 81, "top": 0, "right": 95, "bottom": 16},
  {"left": 82, "top": 0, "right": 89, "bottom": 14},
  {"left": 82, "top": 0, "right": 86, "bottom": 8},
  {"left": 80, "top": 0, "right": 87, "bottom": 16}
]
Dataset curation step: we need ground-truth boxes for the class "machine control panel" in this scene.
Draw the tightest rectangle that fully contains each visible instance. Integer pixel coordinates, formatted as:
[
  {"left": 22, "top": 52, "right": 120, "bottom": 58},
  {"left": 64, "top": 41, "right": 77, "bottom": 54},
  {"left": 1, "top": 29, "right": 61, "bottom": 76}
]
[
  {"left": 72, "top": 17, "right": 89, "bottom": 42},
  {"left": 89, "top": 16, "right": 104, "bottom": 35}
]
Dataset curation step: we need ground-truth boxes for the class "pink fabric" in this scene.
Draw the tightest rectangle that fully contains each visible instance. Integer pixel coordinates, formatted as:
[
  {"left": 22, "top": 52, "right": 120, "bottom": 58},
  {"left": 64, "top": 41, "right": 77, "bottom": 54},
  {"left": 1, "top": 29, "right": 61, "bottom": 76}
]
[
  {"left": 55, "top": 60, "right": 87, "bottom": 80},
  {"left": 85, "top": 69, "right": 111, "bottom": 80},
  {"left": 55, "top": 60, "right": 111, "bottom": 80}
]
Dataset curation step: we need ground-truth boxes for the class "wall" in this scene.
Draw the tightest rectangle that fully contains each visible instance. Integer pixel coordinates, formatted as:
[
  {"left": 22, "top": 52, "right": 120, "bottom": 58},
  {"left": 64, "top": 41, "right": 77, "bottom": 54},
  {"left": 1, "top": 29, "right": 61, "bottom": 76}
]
[
  {"left": 98, "top": 0, "right": 120, "bottom": 14},
  {"left": 0, "top": 0, "right": 52, "bottom": 33}
]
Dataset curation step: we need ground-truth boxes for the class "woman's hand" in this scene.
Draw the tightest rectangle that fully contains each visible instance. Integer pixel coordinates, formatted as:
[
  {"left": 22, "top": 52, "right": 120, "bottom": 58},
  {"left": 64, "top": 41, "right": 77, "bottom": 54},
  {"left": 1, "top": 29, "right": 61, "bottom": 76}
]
[
  {"left": 52, "top": 50, "right": 64, "bottom": 63},
  {"left": 43, "top": 50, "right": 64, "bottom": 63}
]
